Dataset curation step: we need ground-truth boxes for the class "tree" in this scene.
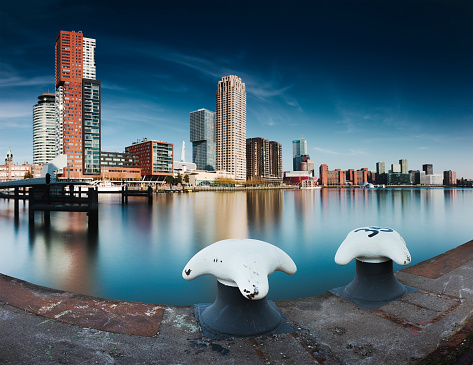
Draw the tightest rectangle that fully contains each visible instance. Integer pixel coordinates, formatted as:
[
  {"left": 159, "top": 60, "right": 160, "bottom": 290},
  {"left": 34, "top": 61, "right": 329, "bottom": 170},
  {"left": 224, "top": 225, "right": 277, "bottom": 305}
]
[
  {"left": 215, "top": 176, "right": 236, "bottom": 186},
  {"left": 176, "top": 172, "right": 183, "bottom": 184},
  {"left": 165, "top": 175, "right": 174, "bottom": 185},
  {"left": 24, "top": 170, "right": 33, "bottom": 179},
  {"left": 183, "top": 174, "right": 190, "bottom": 184}
]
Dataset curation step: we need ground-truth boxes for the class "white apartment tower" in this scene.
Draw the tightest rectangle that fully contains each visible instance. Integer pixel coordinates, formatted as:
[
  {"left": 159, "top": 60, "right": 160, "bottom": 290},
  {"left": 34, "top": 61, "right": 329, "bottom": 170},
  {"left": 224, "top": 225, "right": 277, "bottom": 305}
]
[
  {"left": 216, "top": 75, "right": 246, "bottom": 180},
  {"left": 33, "top": 92, "right": 56, "bottom": 164}
]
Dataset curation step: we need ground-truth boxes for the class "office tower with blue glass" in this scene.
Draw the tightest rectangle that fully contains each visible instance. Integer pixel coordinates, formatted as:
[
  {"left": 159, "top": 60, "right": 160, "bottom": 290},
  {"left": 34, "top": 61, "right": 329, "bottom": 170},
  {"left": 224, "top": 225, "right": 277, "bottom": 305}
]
[{"left": 190, "top": 108, "right": 216, "bottom": 171}]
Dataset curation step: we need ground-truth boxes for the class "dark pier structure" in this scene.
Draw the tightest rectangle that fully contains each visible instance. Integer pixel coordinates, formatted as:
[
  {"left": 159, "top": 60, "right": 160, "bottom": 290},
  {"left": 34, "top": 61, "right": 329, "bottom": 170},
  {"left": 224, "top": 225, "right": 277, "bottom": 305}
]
[
  {"left": 121, "top": 185, "right": 153, "bottom": 204},
  {"left": 0, "top": 176, "right": 98, "bottom": 227}
]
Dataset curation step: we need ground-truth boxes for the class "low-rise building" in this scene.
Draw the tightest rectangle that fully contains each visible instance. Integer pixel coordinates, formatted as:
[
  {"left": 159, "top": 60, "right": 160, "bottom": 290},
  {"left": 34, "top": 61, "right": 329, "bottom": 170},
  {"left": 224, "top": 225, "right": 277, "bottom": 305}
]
[
  {"left": 0, "top": 148, "right": 41, "bottom": 181},
  {"left": 283, "top": 171, "right": 311, "bottom": 185},
  {"left": 100, "top": 151, "right": 141, "bottom": 180},
  {"left": 125, "top": 138, "right": 173, "bottom": 180},
  {"left": 386, "top": 173, "right": 412, "bottom": 185},
  {"left": 418, "top": 171, "right": 443, "bottom": 185},
  {"left": 189, "top": 170, "right": 235, "bottom": 186},
  {"left": 319, "top": 164, "right": 346, "bottom": 186}
]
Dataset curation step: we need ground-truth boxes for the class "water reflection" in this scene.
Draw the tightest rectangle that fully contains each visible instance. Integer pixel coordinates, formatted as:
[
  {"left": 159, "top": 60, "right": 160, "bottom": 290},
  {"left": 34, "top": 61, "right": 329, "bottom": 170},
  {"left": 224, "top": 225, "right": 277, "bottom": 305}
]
[
  {"left": 22, "top": 211, "right": 99, "bottom": 295},
  {"left": 0, "top": 189, "right": 471, "bottom": 305}
]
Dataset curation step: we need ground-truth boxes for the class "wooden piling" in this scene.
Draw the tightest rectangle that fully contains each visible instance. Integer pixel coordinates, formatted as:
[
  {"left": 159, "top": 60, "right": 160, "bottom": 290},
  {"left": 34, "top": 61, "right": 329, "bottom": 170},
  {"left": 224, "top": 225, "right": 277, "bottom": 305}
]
[
  {"left": 148, "top": 185, "right": 153, "bottom": 204},
  {"left": 14, "top": 187, "right": 19, "bottom": 215},
  {"left": 28, "top": 186, "right": 35, "bottom": 224},
  {"left": 88, "top": 187, "right": 98, "bottom": 227}
]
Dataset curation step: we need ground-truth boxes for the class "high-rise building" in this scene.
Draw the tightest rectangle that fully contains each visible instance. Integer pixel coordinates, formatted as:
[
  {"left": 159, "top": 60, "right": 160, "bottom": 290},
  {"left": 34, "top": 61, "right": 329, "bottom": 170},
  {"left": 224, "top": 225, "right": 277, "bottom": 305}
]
[
  {"left": 216, "top": 75, "right": 246, "bottom": 180},
  {"left": 293, "top": 138, "right": 307, "bottom": 157},
  {"left": 268, "top": 141, "right": 283, "bottom": 179},
  {"left": 190, "top": 108, "right": 216, "bottom": 171},
  {"left": 292, "top": 138, "right": 308, "bottom": 170},
  {"left": 391, "top": 163, "right": 401, "bottom": 173},
  {"left": 246, "top": 137, "right": 269, "bottom": 180},
  {"left": 246, "top": 138, "right": 283, "bottom": 182},
  {"left": 422, "top": 164, "right": 433, "bottom": 175},
  {"left": 443, "top": 170, "right": 457, "bottom": 186},
  {"left": 55, "top": 30, "right": 100, "bottom": 178},
  {"left": 33, "top": 92, "right": 56, "bottom": 164},
  {"left": 399, "top": 159, "right": 408, "bottom": 174},
  {"left": 376, "top": 162, "right": 385, "bottom": 175}
]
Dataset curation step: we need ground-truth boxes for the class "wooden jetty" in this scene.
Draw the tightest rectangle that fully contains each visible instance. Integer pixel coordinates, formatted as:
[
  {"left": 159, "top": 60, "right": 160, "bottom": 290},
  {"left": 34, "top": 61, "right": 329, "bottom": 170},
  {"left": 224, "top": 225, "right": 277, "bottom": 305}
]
[
  {"left": 121, "top": 185, "right": 153, "bottom": 204},
  {"left": 0, "top": 177, "right": 98, "bottom": 226}
]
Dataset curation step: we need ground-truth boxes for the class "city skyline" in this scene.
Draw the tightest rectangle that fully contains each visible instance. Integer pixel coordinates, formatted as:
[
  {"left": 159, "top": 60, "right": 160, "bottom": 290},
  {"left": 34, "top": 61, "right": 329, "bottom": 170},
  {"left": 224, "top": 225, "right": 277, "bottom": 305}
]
[{"left": 1, "top": 1, "right": 472, "bottom": 178}]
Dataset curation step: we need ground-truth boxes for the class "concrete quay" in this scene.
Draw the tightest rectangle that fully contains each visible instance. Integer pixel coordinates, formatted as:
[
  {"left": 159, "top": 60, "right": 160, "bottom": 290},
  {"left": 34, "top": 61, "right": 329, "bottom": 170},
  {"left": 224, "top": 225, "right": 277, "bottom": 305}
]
[{"left": 0, "top": 240, "right": 472, "bottom": 364}]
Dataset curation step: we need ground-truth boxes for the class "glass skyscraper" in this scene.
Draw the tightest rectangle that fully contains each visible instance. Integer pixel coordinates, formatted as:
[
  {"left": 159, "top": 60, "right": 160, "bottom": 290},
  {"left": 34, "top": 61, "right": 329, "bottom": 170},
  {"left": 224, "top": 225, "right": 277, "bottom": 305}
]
[
  {"left": 190, "top": 108, "right": 216, "bottom": 171},
  {"left": 292, "top": 137, "right": 308, "bottom": 171}
]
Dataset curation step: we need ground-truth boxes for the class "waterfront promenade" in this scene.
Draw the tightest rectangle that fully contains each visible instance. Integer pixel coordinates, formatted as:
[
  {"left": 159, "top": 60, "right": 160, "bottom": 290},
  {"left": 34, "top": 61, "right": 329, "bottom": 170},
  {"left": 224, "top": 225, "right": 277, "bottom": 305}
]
[{"left": 0, "top": 240, "right": 472, "bottom": 364}]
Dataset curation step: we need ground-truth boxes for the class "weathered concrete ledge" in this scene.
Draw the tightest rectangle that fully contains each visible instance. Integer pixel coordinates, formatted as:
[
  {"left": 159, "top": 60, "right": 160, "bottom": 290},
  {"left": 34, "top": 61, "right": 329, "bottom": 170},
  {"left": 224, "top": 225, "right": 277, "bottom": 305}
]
[{"left": 0, "top": 240, "right": 472, "bottom": 364}]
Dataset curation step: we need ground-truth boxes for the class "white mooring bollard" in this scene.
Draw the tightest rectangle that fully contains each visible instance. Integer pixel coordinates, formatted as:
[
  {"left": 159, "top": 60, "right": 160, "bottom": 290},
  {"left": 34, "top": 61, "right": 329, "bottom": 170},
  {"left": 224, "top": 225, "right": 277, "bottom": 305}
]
[
  {"left": 182, "top": 238, "right": 297, "bottom": 339},
  {"left": 331, "top": 226, "right": 417, "bottom": 310}
]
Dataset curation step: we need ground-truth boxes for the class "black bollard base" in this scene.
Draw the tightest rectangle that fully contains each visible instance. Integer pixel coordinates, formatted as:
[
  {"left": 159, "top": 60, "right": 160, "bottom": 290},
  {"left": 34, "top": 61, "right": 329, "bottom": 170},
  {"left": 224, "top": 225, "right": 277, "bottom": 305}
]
[
  {"left": 330, "top": 259, "right": 417, "bottom": 310},
  {"left": 195, "top": 281, "right": 295, "bottom": 339}
]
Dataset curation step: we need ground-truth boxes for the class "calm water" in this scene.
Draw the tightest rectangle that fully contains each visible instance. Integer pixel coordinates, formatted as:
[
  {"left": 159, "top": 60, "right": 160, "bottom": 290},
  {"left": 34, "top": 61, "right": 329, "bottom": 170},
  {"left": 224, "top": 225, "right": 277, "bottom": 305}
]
[{"left": 0, "top": 188, "right": 471, "bottom": 305}]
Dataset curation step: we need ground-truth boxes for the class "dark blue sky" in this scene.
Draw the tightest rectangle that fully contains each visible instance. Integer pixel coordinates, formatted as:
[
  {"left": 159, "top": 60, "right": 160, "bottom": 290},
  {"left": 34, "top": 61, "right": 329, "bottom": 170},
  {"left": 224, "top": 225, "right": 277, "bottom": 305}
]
[{"left": 1, "top": 0, "right": 472, "bottom": 177}]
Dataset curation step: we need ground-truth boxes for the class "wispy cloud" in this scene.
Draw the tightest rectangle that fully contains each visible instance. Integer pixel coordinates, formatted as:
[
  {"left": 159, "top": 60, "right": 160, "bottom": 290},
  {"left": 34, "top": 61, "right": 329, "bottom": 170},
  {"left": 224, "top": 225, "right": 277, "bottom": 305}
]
[
  {"left": 0, "top": 74, "right": 52, "bottom": 88},
  {"left": 127, "top": 44, "right": 302, "bottom": 110},
  {"left": 0, "top": 102, "right": 33, "bottom": 126},
  {"left": 313, "top": 146, "right": 367, "bottom": 156},
  {"left": 0, "top": 63, "right": 52, "bottom": 88}
]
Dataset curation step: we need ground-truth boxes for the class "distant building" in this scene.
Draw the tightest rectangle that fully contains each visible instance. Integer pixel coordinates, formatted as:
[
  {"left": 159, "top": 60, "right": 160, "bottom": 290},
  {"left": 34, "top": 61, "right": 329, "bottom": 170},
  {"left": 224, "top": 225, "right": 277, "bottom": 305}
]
[
  {"left": 0, "top": 148, "right": 40, "bottom": 181},
  {"left": 391, "top": 163, "right": 401, "bottom": 173},
  {"left": 268, "top": 141, "right": 283, "bottom": 180},
  {"left": 319, "top": 164, "right": 346, "bottom": 186},
  {"left": 443, "top": 170, "right": 457, "bottom": 186},
  {"left": 246, "top": 137, "right": 283, "bottom": 182},
  {"left": 423, "top": 164, "right": 433, "bottom": 175},
  {"left": 292, "top": 138, "right": 307, "bottom": 171},
  {"left": 246, "top": 137, "right": 269, "bottom": 180},
  {"left": 298, "top": 155, "right": 315, "bottom": 176},
  {"left": 346, "top": 168, "right": 369, "bottom": 185},
  {"left": 33, "top": 92, "right": 56, "bottom": 165},
  {"left": 216, "top": 75, "right": 246, "bottom": 180},
  {"left": 399, "top": 159, "right": 408, "bottom": 174},
  {"left": 409, "top": 170, "right": 418, "bottom": 184},
  {"left": 376, "top": 162, "right": 385, "bottom": 175},
  {"left": 189, "top": 170, "right": 235, "bottom": 186},
  {"left": 174, "top": 161, "right": 197, "bottom": 173},
  {"left": 283, "top": 171, "right": 310, "bottom": 185},
  {"left": 301, "top": 179, "right": 319, "bottom": 188},
  {"left": 100, "top": 151, "right": 141, "bottom": 180},
  {"left": 125, "top": 139, "right": 173, "bottom": 180},
  {"left": 190, "top": 108, "right": 216, "bottom": 171},
  {"left": 386, "top": 173, "right": 412, "bottom": 185},
  {"left": 419, "top": 171, "right": 443, "bottom": 185}
]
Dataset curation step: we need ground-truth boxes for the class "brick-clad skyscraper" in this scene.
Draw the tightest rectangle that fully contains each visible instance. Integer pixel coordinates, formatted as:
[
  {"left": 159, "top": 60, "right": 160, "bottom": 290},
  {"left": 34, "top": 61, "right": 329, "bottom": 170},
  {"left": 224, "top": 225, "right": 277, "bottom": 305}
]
[
  {"left": 216, "top": 75, "right": 246, "bottom": 181},
  {"left": 55, "top": 30, "right": 100, "bottom": 177}
]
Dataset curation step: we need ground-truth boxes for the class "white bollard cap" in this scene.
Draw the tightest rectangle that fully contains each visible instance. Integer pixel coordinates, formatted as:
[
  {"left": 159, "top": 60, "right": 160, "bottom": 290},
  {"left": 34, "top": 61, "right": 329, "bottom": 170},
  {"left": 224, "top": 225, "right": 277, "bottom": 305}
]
[
  {"left": 182, "top": 239, "right": 297, "bottom": 300},
  {"left": 334, "top": 227, "right": 411, "bottom": 265}
]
